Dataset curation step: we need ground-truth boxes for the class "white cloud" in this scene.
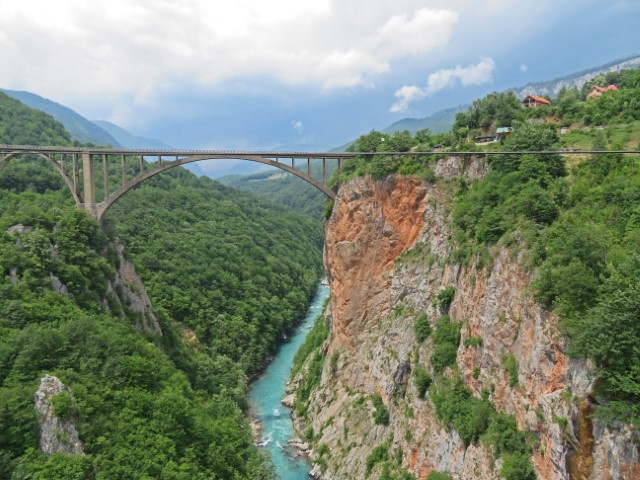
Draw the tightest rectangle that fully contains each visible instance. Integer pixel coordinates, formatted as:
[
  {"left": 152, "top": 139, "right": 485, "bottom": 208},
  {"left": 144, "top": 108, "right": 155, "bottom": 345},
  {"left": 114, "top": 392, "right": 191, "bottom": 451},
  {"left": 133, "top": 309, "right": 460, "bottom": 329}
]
[
  {"left": 520, "top": 64, "right": 528, "bottom": 73},
  {"left": 391, "top": 58, "right": 495, "bottom": 112},
  {"left": 0, "top": 0, "right": 459, "bottom": 105},
  {"left": 292, "top": 120, "right": 304, "bottom": 134}
]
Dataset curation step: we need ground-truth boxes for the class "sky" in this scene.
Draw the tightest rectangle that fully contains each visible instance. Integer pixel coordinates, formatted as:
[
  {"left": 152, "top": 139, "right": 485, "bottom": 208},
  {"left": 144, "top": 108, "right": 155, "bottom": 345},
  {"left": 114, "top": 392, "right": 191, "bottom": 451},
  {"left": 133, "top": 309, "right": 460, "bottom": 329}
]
[{"left": 0, "top": 0, "right": 638, "bottom": 152}]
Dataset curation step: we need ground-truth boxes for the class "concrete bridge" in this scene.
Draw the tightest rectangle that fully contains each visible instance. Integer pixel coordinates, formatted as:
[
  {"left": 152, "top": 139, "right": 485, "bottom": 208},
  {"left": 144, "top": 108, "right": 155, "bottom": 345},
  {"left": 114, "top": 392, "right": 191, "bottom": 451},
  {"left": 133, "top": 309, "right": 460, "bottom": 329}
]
[
  {"left": 0, "top": 145, "right": 361, "bottom": 221},
  {"left": 1, "top": 145, "right": 637, "bottom": 221}
]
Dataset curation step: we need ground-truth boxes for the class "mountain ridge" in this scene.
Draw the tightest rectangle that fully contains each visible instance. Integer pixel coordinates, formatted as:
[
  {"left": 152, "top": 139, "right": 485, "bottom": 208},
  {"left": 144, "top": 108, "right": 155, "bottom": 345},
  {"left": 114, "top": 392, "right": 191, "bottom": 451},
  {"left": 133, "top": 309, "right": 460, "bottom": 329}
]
[
  {"left": 0, "top": 89, "right": 120, "bottom": 146},
  {"left": 383, "top": 54, "right": 640, "bottom": 136}
]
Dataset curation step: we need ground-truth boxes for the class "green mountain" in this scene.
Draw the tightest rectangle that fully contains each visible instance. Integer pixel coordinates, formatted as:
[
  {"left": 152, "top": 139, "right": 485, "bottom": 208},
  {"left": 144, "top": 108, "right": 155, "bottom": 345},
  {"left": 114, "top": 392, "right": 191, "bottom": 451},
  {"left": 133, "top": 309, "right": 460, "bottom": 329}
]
[
  {"left": 0, "top": 92, "right": 72, "bottom": 148},
  {"left": 0, "top": 89, "right": 323, "bottom": 478},
  {"left": 0, "top": 89, "right": 120, "bottom": 146},
  {"left": 383, "top": 104, "right": 468, "bottom": 135},
  {"left": 219, "top": 169, "right": 327, "bottom": 219},
  {"left": 92, "top": 119, "right": 205, "bottom": 176},
  {"left": 93, "top": 119, "right": 172, "bottom": 149}
]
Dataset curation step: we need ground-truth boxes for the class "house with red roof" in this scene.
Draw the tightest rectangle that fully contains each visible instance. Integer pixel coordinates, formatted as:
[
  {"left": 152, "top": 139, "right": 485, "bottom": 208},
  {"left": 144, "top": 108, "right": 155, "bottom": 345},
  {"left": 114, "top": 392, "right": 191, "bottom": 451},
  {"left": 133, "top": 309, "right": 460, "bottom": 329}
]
[
  {"left": 586, "top": 84, "right": 619, "bottom": 100},
  {"left": 522, "top": 95, "right": 551, "bottom": 108}
]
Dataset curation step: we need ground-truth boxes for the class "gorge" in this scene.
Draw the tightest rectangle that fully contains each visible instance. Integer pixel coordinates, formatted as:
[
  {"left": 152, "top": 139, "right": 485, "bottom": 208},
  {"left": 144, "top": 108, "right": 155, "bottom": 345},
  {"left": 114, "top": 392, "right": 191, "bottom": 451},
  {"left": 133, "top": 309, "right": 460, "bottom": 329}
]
[{"left": 290, "top": 155, "right": 640, "bottom": 480}]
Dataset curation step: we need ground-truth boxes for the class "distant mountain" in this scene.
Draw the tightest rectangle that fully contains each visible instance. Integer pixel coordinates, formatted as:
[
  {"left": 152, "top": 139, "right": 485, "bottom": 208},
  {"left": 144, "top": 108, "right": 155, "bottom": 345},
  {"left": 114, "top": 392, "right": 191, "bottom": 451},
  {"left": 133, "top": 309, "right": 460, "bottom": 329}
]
[
  {"left": 0, "top": 89, "right": 120, "bottom": 146},
  {"left": 92, "top": 119, "right": 205, "bottom": 176},
  {"left": 383, "top": 104, "right": 468, "bottom": 135},
  {"left": 381, "top": 55, "right": 640, "bottom": 138},
  {"left": 93, "top": 120, "right": 173, "bottom": 149},
  {"left": 513, "top": 54, "right": 640, "bottom": 99}
]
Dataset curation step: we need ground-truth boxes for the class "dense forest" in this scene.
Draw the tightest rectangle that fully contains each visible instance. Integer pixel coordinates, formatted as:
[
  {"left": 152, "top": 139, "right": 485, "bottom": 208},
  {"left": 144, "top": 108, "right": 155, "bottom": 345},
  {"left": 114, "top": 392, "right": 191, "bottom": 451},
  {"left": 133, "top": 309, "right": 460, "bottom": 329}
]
[
  {"left": 218, "top": 162, "right": 335, "bottom": 220},
  {"left": 0, "top": 92, "right": 323, "bottom": 478}
]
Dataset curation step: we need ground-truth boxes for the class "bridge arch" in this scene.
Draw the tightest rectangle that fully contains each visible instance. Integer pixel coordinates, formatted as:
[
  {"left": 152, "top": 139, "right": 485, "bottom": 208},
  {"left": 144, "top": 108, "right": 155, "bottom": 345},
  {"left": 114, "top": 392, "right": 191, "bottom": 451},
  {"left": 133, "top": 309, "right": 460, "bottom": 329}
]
[
  {"left": 96, "top": 153, "right": 336, "bottom": 221},
  {"left": 0, "top": 151, "right": 82, "bottom": 205}
]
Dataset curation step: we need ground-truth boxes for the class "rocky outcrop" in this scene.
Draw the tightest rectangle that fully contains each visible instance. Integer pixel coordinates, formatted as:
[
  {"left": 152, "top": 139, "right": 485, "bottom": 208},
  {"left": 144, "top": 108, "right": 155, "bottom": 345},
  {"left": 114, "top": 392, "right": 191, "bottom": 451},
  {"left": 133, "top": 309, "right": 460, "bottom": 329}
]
[
  {"left": 7, "top": 224, "right": 161, "bottom": 336},
  {"left": 294, "top": 158, "right": 639, "bottom": 479},
  {"left": 105, "top": 239, "right": 161, "bottom": 336},
  {"left": 34, "top": 375, "right": 84, "bottom": 456}
]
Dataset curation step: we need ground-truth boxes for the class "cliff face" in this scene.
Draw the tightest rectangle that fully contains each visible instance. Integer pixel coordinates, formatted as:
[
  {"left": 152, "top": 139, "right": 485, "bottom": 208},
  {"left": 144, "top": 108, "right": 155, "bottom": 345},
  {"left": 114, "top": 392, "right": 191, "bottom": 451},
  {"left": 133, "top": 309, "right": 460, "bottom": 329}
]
[{"left": 299, "top": 159, "right": 639, "bottom": 480}]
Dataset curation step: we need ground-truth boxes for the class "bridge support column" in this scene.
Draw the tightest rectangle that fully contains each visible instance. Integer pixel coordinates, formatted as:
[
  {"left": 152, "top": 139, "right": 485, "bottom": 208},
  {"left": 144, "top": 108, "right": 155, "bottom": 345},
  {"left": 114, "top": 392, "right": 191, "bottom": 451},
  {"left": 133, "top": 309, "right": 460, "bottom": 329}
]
[
  {"left": 102, "top": 154, "right": 109, "bottom": 200},
  {"left": 121, "top": 155, "right": 126, "bottom": 186},
  {"left": 322, "top": 158, "right": 326, "bottom": 185},
  {"left": 82, "top": 152, "right": 97, "bottom": 217}
]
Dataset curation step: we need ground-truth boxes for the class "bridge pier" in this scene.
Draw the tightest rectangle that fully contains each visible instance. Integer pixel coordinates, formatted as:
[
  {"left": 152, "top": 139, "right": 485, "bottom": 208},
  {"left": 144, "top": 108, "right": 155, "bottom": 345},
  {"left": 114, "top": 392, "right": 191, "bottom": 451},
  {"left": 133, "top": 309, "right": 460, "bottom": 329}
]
[{"left": 82, "top": 152, "right": 97, "bottom": 217}]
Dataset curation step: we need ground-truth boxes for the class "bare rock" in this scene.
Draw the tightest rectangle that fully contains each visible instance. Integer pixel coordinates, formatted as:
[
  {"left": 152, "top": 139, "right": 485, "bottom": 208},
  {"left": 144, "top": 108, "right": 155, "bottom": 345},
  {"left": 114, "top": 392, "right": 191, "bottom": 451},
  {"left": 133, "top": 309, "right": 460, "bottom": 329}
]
[
  {"left": 282, "top": 393, "right": 297, "bottom": 408},
  {"left": 50, "top": 273, "right": 69, "bottom": 295},
  {"left": 7, "top": 224, "right": 33, "bottom": 236},
  {"left": 34, "top": 375, "right": 84, "bottom": 456}
]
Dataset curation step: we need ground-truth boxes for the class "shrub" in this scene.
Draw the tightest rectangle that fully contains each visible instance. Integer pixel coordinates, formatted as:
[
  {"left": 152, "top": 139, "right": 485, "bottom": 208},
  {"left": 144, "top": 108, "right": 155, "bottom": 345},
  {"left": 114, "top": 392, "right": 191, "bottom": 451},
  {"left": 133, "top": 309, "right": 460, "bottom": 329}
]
[
  {"left": 427, "top": 472, "right": 453, "bottom": 480},
  {"left": 372, "top": 394, "right": 390, "bottom": 425},
  {"left": 366, "top": 443, "right": 389, "bottom": 474},
  {"left": 503, "top": 354, "right": 519, "bottom": 387},
  {"left": 322, "top": 200, "right": 334, "bottom": 220},
  {"left": 51, "top": 391, "right": 79, "bottom": 420},
  {"left": 434, "top": 286, "right": 456, "bottom": 313},
  {"left": 414, "top": 313, "right": 431, "bottom": 342},
  {"left": 501, "top": 452, "right": 536, "bottom": 480},
  {"left": 464, "top": 336, "right": 483, "bottom": 348},
  {"left": 414, "top": 365, "right": 432, "bottom": 399},
  {"left": 430, "top": 316, "right": 461, "bottom": 373}
]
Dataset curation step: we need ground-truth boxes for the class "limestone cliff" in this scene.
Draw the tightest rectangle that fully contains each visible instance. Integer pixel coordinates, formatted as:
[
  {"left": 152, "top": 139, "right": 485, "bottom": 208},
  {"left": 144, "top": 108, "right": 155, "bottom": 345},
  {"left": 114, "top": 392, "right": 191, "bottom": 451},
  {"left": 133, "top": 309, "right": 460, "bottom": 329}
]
[
  {"left": 34, "top": 375, "right": 84, "bottom": 455},
  {"left": 295, "top": 159, "right": 639, "bottom": 480}
]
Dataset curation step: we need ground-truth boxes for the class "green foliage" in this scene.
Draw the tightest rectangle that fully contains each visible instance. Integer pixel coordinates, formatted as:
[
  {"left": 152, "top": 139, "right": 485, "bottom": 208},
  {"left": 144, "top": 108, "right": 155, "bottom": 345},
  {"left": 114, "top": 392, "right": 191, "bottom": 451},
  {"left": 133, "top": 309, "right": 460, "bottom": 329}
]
[
  {"left": 0, "top": 100, "right": 323, "bottom": 478},
  {"left": 365, "top": 443, "right": 389, "bottom": 474},
  {"left": 413, "top": 365, "right": 432, "bottom": 399},
  {"left": 292, "top": 313, "right": 330, "bottom": 416},
  {"left": 430, "top": 316, "right": 461, "bottom": 373},
  {"left": 464, "top": 336, "right": 483, "bottom": 348},
  {"left": 337, "top": 129, "right": 444, "bottom": 183},
  {"left": 413, "top": 313, "right": 431, "bottom": 342},
  {"left": 323, "top": 200, "right": 335, "bottom": 220},
  {"left": 431, "top": 376, "right": 492, "bottom": 445},
  {"left": 0, "top": 92, "right": 72, "bottom": 147},
  {"left": 427, "top": 472, "right": 453, "bottom": 480},
  {"left": 218, "top": 167, "right": 329, "bottom": 220},
  {"left": 291, "top": 311, "right": 330, "bottom": 379},
  {"left": 433, "top": 286, "right": 456, "bottom": 313},
  {"left": 453, "top": 91, "right": 523, "bottom": 132},
  {"left": 501, "top": 452, "right": 536, "bottom": 480},
  {"left": 572, "top": 279, "right": 640, "bottom": 424},
  {"left": 503, "top": 354, "right": 519, "bottom": 387},
  {"left": 372, "top": 394, "right": 390, "bottom": 425},
  {"left": 330, "top": 352, "right": 340, "bottom": 375},
  {"left": 107, "top": 168, "right": 324, "bottom": 375},
  {"left": 51, "top": 392, "right": 79, "bottom": 420},
  {"left": 453, "top": 122, "right": 565, "bottom": 262},
  {"left": 431, "top": 376, "right": 532, "bottom": 473}
]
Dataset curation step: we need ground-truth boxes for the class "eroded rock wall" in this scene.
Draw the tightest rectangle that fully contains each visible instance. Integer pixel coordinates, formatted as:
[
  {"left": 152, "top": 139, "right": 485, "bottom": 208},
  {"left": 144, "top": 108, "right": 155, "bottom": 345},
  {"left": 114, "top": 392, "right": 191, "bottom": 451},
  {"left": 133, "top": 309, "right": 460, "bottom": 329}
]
[{"left": 297, "top": 159, "right": 639, "bottom": 480}]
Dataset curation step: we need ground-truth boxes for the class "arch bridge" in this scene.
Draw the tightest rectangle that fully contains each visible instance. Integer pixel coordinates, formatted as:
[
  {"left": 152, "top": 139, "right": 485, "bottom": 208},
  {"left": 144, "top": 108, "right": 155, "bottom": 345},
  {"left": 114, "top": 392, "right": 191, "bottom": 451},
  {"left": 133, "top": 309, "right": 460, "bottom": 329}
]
[
  {"left": 0, "top": 146, "right": 359, "bottom": 221},
  {"left": 1, "top": 145, "right": 637, "bottom": 222}
]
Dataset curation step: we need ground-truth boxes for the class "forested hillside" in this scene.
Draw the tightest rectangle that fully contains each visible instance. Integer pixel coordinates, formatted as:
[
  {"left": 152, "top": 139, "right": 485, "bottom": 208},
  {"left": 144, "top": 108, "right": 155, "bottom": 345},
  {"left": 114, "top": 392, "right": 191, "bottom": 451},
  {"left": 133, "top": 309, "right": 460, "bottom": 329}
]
[
  {"left": 219, "top": 170, "right": 328, "bottom": 219},
  {"left": 0, "top": 95, "right": 323, "bottom": 478}
]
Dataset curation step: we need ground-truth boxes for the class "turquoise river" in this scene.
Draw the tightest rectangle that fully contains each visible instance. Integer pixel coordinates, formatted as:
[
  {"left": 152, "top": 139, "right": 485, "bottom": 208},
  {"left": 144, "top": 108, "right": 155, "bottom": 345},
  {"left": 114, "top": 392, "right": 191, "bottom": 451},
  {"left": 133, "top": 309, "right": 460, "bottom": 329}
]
[{"left": 249, "top": 283, "right": 330, "bottom": 479}]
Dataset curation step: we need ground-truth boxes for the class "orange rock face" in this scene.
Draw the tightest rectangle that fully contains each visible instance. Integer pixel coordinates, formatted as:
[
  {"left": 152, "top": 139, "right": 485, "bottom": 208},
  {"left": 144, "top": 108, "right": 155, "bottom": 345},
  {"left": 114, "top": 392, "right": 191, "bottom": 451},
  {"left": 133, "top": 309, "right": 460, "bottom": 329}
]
[{"left": 325, "top": 176, "right": 427, "bottom": 348}]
